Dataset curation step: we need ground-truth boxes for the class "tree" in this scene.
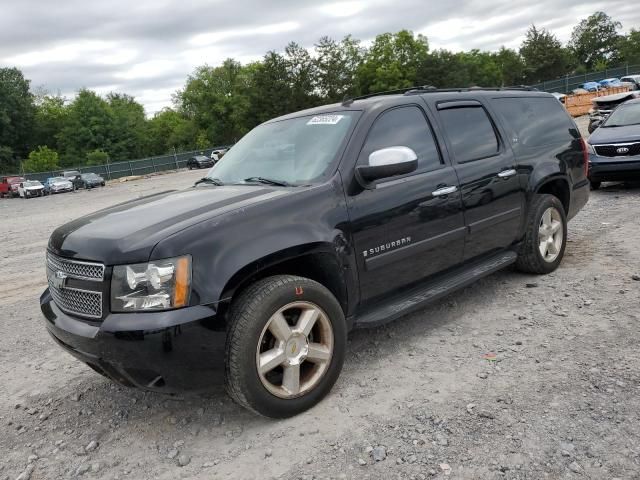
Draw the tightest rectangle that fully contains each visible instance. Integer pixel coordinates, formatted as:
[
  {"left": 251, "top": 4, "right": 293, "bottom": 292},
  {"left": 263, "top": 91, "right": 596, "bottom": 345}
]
[
  {"left": 107, "top": 93, "right": 147, "bottom": 161},
  {"left": 86, "top": 149, "right": 109, "bottom": 165},
  {"left": 569, "top": 12, "right": 622, "bottom": 69},
  {"left": 245, "top": 53, "right": 293, "bottom": 125},
  {"left": 493, "top": 47, "right": 526, "bottom": 86},
  {"left": 31, "top": 93, "right": 68, "bottom": 151},
  {"left": 520, "top": 26, "right": 572, "bottom": 83},
  {"left": 618, "top": 29, "right": 640, "bottom": 65},
  {"left": 315, "top": 35, "right": 363, "bottom": 102},
  {"left": 23, "top": 146, "right": 59, "bottom": 172},
  {"left": 357, "top": 30, "right": 429, "bottom": 93},
  {"left": 0, "top": 67, "right": 35, "bottom": 159},
  {"left": 176, "top": 59, "right": 252, "bottom": 145},
  {"left": 57, "top": 89, "right": 113, "bottom": 166},
  {"left": 147, "top": 108, "right": 198, "bottom": 154}
]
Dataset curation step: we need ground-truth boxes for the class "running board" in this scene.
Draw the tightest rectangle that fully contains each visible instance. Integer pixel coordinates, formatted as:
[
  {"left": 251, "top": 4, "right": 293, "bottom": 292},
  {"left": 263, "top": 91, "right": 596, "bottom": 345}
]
[{"left": 354, "top": 250, "right": 518, "bottom": 328}]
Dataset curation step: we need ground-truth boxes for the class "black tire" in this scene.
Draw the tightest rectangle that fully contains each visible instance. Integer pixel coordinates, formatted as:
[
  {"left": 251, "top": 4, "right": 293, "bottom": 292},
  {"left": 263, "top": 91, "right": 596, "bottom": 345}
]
[
  {"left": 516, "top": 194, "right": 567, "bottom": 274},
  {"left": 225, "top": 275, "right": 347, "bottom": 418},
  {"left": 590, "top": 180, "right": 601, "bottom": 190}
]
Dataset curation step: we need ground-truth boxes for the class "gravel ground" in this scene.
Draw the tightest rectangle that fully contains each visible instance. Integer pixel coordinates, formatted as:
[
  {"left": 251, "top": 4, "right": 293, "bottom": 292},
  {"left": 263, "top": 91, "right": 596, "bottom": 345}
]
[{"left": 3, "top": 119, "right": 640, "bottom": 480}]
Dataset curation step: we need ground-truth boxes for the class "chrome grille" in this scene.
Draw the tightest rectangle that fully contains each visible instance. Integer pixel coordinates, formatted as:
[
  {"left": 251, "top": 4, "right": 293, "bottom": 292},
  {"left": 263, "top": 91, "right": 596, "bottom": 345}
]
[
  {"left": 47, "top": 277, "right": 103, "bottom": 319},
  {"left": 46, "top": 252, "right": 105, "bottom": 319},
  {"left": 47, "top": 252, "right": 104, "bottom": 281}
]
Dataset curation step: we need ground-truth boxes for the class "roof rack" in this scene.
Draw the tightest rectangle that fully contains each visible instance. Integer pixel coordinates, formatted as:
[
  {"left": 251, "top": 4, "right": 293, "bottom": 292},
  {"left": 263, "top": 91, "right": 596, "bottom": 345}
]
[{"left": 342, "top": 85, "right": 538, "bottom": 105}]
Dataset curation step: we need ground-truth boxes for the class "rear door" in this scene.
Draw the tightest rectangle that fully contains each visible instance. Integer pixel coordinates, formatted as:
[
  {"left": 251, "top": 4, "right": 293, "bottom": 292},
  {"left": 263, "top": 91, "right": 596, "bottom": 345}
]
[
  {"left": 346, "top": 103, "right": 465, "bottom": 304},
  {"left": 436, "top": 100, "right": 524, "bottom": 260}
]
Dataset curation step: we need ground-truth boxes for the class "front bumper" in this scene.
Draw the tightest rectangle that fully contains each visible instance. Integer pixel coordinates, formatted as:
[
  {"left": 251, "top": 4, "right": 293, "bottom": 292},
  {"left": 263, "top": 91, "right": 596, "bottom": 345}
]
[
  {"left": 40, "top": 288, "right": 226, "bottom": 393},
  {"left": 589, "top": 154, "right": 640, "bottom": 181}
]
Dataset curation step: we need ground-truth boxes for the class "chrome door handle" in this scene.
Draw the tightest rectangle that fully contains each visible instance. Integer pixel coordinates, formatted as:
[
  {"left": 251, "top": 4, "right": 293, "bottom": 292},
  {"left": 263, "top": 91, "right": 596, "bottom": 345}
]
[
  {"left": 432, "top": 186, "right": 458, "bottom": 197},
  {"left": 498, "top": 169, "right": 517, "bottom": 178}
]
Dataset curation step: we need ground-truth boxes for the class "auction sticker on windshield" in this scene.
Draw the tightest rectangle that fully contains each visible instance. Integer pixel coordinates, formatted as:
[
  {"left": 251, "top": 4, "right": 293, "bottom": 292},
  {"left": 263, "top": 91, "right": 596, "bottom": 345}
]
[{"left": 307, "top": 115, "right": 344, "bottom": 125}]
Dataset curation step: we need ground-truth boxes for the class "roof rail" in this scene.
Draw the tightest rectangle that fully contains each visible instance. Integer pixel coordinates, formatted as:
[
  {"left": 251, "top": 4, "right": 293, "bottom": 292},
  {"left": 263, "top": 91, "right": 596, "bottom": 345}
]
[{"left": 342, "top": 85, "right": 538, "bottom": 105}]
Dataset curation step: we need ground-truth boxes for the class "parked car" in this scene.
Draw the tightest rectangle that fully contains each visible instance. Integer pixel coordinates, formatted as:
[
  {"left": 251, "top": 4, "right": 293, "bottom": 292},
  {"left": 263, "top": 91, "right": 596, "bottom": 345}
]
[
  {"left": 579, "top": 82, "right": 602, "bottom": 92},
  {"left": 588, "top": 91, "right": 640, "bottom": 133},
  {"left": 587, "top": 98, "right": 640, "bottom": 189},
  {"left": 210, "top": 148, "right": 228, "bottom": 162},
  {"left": 0, "top": 176, "right": 25, "bottom": 198},
  {"left": 80, "top": 173, "right": 106, "bottom": 189},
  {"left": 41, "top": 87, "right": 589, "bottom": 418},
  {"left": 187, "top": 155, "right": 214, "bottom": 169},
  {"left": 44, "top": 177, "right": 74, "bottom": 195},
  {"left": 18, "top": 180, "right": 45, "bottom": 198},
  {"left": 62, "top": 170, "right": 83, "bottom": 190},
  {"left": 598, "top": 78, "right": 622, "bottom": 89},
  {"left": 620, "top": 75, "right": 640, "bottom": 91}
]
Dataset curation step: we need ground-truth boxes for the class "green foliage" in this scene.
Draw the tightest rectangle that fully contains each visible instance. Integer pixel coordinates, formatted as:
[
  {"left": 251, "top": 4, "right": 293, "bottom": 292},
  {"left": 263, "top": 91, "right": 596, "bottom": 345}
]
[
  {"left": 315, "top": 35, "right": 363, "bottom": 102},
  {"left": 86, "top": 149, "right": 109, "bottom": 165},
  {"left": 23, "top": 146, "right": 59, "bottom": 172},
  {"left": 107, "top": 93, "right": 147, "bottom": 161},
  {"left": 358, "top": 30, "right": 429, "bottom": 93},
  {"left": 32, "top": 93, "right": 68, "bottom": 151},
  {"left": 618, "top": 29, "right": 640, "bottom": 65},
  {"left": 520, "top": 26, "right": 573, "bottom": 83},
  {"left": 0, "top": 67, "right": 35, "bottom": 159},
  {"left": 57, "top": 89, "right": 114, "bottom": 166},
  {"left": 569, "top": 12, "right": 622, "bottom": 69}
]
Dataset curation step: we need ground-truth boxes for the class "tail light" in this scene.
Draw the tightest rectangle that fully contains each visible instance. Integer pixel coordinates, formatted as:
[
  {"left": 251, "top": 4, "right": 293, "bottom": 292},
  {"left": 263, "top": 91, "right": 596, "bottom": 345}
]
[{"left": 580, "top": 138, "right": 589, "bottom": 177}]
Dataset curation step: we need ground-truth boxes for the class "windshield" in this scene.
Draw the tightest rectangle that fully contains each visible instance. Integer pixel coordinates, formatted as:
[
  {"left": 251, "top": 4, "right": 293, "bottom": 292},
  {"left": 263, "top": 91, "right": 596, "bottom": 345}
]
[
  {"left": 204, "top": 112, "right": 358, "bottom": 185},
  {"left": 52, "top": 177, "right": 66, "bottom": 182},
  {"left": 603, "top": 103, "right": 640, "bottom": 127}
]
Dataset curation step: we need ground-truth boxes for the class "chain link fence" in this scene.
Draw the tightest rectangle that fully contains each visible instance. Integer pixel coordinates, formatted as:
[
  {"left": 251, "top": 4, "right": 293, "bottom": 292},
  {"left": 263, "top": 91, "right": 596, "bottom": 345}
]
[
  {"left": 7, "top": 146, "right": 231, "bottom": 183},
  {"left": 531, "top": 64, "right": 640, "bottom": 93}
]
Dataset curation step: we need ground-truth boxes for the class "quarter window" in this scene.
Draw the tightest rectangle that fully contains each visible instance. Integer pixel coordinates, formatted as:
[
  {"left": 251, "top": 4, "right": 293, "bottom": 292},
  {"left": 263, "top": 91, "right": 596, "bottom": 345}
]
[
  {"left": 439, "top": 106, "right": 499, "bottom": 162},
  {"left": 360, "top": 106, "right": 442, "bottom": 173}
]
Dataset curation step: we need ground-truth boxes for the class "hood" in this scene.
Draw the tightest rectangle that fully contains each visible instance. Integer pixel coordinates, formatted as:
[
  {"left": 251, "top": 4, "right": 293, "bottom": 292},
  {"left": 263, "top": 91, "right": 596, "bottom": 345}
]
[
  {"left": 592, "top": 92, "right": 639, "bottom": 106},
  {"left": 53, "top": 180, "right": 72, "bottom": 186},
  {"left": 49, "top": 185, "right": 292, "bottom": 264},
  {"left": 25, "top": 185, "right": 43, "bottom": 190},
  {"left": 589, "top": 124, "right": 640, "bottom": 145}
]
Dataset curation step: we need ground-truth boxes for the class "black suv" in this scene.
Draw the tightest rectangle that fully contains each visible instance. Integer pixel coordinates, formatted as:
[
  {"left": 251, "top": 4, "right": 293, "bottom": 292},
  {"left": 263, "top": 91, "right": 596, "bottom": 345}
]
[{"left": 41, "top": 87, "right": 589, "bottom": 418}]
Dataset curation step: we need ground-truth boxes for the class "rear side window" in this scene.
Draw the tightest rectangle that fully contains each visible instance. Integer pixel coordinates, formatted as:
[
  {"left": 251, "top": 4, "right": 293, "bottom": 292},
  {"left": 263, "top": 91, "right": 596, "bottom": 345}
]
[
  {"left": 438, "top": 107, "right": 499, "bottom": 162},
  {"left": 360, "top": 106, "right": 442, "bottom": 173},
  {"left": 492, "top": 97, "right": 577, "bottom": 149}
]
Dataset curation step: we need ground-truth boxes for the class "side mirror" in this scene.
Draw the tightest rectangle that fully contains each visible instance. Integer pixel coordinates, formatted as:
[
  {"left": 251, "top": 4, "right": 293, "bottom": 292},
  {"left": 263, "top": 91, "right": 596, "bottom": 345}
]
[{"left": 355, "top": 146, "right": 418, "bottom": 188}]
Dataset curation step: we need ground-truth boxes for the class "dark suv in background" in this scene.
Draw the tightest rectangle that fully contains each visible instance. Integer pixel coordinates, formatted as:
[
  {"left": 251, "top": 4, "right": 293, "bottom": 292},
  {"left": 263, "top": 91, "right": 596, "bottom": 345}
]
[{"left": 41, "top": 87, "right": 588, "bottom": 418}]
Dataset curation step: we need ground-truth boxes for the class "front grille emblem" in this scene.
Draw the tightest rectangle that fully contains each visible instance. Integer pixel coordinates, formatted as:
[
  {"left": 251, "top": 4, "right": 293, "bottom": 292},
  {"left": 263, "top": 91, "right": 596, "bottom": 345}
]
[
  {"left": 617, "top": 147, "right": 630, "bottom": 154},
  {"left": 52, "top": 270, "right": 68, "bottom": 289}
]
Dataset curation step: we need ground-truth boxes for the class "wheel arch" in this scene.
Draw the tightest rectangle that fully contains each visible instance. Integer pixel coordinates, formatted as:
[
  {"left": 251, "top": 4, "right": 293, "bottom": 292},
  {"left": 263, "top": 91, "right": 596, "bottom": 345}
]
[
  {"left": 533, "top": 175, "right": 571, "bottom": 215},
  {"left": 218, "top": 243, "right": 351, "bottom": 323}
]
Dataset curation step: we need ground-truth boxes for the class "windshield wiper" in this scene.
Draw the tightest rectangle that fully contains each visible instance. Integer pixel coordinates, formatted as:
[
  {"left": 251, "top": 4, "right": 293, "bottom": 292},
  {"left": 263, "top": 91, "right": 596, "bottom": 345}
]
[
  {"left": 242, "top": 176, "right": 293, "bottom": 187},
  {"left": 194, "top": 177, "right": 224, "bottom": 186}
]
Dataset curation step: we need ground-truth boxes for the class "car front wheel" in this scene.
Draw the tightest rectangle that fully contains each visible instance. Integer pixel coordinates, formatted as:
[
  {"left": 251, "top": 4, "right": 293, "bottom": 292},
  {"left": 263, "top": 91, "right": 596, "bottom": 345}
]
[
  {"left": 225, "top": 275, "right": 346, "bottom": 418},
  {"left": 516, "top": 194, "right": 567, "bottom": 274}
]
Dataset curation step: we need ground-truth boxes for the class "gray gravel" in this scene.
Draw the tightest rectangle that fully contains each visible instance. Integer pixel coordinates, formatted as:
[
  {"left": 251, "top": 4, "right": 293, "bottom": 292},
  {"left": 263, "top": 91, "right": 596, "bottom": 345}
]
[{"left": 2, "top": 122, "right": 640, "bottom": 479}]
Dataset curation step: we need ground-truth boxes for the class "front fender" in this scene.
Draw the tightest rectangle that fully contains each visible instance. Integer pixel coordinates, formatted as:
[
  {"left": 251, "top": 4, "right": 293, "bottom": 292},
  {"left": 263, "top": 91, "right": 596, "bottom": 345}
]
[{"left": 149, "top": 181, "right": 354, "bottom": 308}]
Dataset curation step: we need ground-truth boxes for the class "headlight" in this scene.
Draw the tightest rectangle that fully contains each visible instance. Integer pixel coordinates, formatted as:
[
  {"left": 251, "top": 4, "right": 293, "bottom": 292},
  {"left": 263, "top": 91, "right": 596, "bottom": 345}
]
[{"left": 111, "top": 255, "right": 191, "bottom": 311}]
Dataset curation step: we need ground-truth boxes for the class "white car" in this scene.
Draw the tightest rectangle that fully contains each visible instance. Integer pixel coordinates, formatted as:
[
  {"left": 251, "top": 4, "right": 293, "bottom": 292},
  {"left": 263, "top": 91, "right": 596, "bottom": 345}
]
[{"left": 18, "top": 180, "right": 45, "bottom": 198}]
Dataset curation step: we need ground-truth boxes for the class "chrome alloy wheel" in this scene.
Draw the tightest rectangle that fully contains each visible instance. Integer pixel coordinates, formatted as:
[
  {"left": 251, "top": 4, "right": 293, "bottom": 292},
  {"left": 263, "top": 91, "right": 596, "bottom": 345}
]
[
  {"left": 256, "top": 301, "right": 334, "bottom": 399},
  {"left": 538, "top": 207, "right": 563, "bottom": 263}
]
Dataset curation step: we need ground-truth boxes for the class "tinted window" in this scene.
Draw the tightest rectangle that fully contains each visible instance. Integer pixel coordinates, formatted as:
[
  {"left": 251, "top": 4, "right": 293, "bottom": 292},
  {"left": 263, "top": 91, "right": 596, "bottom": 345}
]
[
  {"left": 439, "top": 107, "right": 499, "bottom": 162},
  {"left": 492, "top": 97, "right": 577, "bottom": 148},
  {"left": 360, "top": 106, "right": 441, "bottom": 172}
]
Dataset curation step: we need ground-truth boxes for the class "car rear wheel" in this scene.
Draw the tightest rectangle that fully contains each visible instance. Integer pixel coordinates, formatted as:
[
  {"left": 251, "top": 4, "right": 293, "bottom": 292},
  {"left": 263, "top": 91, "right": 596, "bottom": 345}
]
[
  {"left": 590, "top": 180, "right": 601, "bottom": 190},
  {"left": 516, "top": 194, "right": 567, "bottom": 274},
  {"left": 225, "top": 275, "right": 346, "bottom": 418}
]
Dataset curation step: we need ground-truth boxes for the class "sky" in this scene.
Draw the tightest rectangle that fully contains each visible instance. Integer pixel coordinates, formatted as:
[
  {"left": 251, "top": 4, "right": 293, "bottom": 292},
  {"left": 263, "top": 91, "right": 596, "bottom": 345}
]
[{"left": 1, "top": 0, "right": 638, "bottom": 115}]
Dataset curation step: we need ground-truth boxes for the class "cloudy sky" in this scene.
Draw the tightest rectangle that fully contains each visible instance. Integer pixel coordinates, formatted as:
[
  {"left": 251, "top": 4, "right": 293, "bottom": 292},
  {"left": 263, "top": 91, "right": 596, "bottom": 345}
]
[{"left": 1, "top": 0, "right": 638, "bottom": 115}]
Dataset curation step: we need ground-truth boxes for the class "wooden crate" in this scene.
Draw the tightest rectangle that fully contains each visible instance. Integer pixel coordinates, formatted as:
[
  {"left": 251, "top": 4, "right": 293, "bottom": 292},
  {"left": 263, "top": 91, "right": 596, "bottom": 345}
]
[{"left": 564, "top": 86, "right": 632, "bottom": 117}]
